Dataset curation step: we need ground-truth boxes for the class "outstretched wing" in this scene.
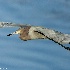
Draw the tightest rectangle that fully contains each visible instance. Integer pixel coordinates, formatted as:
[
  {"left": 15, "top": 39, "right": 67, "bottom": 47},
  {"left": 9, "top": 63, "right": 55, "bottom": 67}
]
[
  {"left": 0, "top": 22, "right": 31, "bottom": 28},
  {"left": 34, "top": 27, "right": 70, "bottom": 50}
]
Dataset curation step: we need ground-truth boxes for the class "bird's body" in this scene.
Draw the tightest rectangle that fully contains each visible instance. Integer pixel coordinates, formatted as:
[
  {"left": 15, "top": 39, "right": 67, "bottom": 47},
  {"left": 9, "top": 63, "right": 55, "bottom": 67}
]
[
  {"left": 16, "top": 26, "right": 31, "bottom": 41},
  {"left": 10, "top": 26, "right": 47, "bottom": 41}
]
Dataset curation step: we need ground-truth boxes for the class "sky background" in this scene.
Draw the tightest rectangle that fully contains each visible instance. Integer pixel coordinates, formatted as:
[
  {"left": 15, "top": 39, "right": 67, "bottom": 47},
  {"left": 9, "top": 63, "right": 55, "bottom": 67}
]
[{"left": 0, "top": 0, "right": 70, "bottom": 70}]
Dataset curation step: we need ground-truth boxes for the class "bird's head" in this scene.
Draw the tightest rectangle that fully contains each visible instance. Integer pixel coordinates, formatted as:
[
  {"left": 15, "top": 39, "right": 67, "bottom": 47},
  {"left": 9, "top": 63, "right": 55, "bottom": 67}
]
[
  {"left": 7, "top": 26, "right": 31, "bottom": 36},
  {"left": 13, "top": 28, "right": 22, "bottom": 34}
]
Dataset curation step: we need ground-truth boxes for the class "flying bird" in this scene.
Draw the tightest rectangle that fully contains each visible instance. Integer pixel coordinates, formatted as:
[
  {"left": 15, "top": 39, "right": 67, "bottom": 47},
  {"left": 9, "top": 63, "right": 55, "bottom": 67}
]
[{"left": 0, "top": 22, "right": 70, "bottom": 51}]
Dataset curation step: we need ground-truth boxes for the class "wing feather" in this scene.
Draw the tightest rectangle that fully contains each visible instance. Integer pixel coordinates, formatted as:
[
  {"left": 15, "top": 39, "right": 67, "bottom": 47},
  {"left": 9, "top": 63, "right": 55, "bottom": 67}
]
[
  {"left": 35, "top": 27, "right": 70, "bottom": 44},
  {"left": 0, "top": 22, "right": 31, "bottom": 28},
  {"left": 34, "top": 27, "right": 70, "bottom": 50}
]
